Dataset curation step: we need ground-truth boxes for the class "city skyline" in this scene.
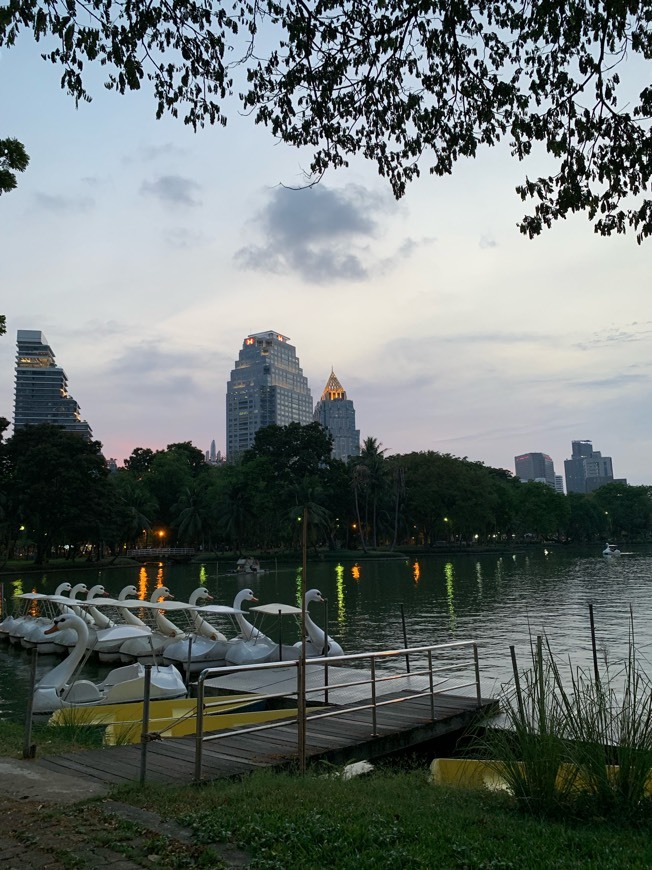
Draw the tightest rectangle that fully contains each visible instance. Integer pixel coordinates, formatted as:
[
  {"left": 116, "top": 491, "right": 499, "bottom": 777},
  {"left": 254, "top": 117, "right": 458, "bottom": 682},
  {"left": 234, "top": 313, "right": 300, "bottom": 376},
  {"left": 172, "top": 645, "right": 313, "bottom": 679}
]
[{"left": 1, "top": 38, "right": 651, "bottom": 482}]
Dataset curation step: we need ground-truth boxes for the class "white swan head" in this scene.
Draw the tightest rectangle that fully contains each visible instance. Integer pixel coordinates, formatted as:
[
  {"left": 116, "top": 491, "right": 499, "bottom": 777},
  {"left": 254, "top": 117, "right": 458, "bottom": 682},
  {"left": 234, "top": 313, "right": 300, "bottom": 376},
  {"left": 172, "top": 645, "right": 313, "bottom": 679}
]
[
  {"left": 234, "top": 588, "right": 258, "bottom": 608},
  {"left": 54, "top": 582, "right": 72, "bottom": 596},
  {"left": 151, "top": 586, "right": 174, "bottom": 603},
  {"left": 305, "top": 589, "right": 326, "bottom": 606},
  {"left": 118, "top": 585, "right": 138, "bottom": 600},
  {"left": 87, "top": 585, "right": 109, "bottom": 600},
  {"left": 190, "top": 587, "right": 213, "bottom": 604},
  {"left": 44, "top": 612, "right": 87, "bottom": 637},
  {"left": 69, "top": 583, "right": 89, "bottom": 599}
]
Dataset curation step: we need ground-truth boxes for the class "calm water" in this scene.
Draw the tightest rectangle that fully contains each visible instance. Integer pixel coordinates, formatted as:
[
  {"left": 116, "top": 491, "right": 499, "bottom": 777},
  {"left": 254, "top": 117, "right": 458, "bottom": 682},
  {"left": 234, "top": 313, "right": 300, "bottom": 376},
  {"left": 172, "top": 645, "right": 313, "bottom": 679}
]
[{"left": 1, "top": 548, "right": 651, "bottom": 720}]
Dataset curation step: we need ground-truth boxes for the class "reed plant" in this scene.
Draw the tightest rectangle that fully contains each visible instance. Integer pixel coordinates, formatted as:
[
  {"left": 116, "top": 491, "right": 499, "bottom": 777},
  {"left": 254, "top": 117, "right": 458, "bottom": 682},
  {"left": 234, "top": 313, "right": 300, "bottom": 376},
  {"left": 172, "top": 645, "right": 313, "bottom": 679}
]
[{"left": 479, "top": 613, "right": 652, "bottom": 820}]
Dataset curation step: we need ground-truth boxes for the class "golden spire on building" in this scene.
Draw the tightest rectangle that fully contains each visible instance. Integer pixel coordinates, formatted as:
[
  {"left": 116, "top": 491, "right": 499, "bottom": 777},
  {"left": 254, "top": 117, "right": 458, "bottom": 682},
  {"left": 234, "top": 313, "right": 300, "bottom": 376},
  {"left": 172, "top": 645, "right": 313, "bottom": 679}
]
[{"left": 321, "top": 368, "right": 346, "bottom": 401}]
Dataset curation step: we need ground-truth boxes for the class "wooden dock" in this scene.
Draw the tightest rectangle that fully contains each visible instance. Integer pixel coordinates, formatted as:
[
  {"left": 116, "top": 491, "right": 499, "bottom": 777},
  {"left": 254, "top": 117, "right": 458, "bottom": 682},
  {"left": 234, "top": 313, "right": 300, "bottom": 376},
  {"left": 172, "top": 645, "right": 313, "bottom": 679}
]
[{"left": 35, "top": 689, "right": 497, "bottom": 787}]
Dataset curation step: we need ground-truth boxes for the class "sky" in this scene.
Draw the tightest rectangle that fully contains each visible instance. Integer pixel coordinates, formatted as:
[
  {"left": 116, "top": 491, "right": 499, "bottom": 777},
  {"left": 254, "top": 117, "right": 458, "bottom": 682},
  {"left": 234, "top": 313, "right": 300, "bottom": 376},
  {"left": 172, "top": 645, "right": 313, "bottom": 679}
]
[{"left": 1, "top": 33, "right": 651, "bottom": 485}]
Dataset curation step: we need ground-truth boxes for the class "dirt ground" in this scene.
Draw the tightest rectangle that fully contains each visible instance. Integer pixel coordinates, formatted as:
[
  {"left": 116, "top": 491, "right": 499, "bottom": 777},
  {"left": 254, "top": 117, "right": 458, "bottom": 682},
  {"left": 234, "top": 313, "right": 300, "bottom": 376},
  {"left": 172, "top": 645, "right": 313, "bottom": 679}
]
[{"left": 0, "top": 797, "right": 249, "bottom": 869}]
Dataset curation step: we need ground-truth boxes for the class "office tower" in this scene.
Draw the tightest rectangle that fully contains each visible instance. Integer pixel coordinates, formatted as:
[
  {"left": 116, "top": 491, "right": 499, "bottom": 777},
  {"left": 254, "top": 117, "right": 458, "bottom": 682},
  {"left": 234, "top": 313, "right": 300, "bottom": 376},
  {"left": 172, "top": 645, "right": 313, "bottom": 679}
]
[
  {"left": 226, "top": 331, "right": 313, "bottom": 460},
  {"left": 313, "top": 369, "right": 360, "bottom": 461},
  {"left": 554, "top": 475, "right": 565, "bottom": 494},
  {"left": 564, "top": 440, "right": 615, "bottom": 493},
  {"left": 514, "top": 452, "right": 556, "bottom": 488},
  {"left": 210, "top": 439, "right": 216, "bottom": 462},
  {"left": 13, "top": 330, "right": 92, "bottom": 439}
]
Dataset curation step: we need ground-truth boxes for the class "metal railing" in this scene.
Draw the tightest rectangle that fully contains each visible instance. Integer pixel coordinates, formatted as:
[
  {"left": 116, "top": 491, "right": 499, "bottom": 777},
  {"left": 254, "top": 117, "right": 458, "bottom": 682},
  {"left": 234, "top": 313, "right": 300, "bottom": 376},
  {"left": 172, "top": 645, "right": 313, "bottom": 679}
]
[{"left": 193, "top": 640, "right": 482, "bottom": 781}]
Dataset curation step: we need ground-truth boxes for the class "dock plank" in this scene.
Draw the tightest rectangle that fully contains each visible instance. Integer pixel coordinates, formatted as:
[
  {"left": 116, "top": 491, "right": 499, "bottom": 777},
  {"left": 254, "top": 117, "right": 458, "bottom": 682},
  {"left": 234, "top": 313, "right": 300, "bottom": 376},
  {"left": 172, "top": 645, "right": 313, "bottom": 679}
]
[{"left": 32, "top": 689, "right": 497, "bottom": 787}]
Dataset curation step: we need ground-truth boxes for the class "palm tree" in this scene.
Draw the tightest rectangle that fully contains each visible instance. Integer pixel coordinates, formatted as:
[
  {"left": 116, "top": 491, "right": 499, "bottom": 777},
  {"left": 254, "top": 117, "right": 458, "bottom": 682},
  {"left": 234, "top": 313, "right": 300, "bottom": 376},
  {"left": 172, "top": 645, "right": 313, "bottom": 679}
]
[
  {"left": 216, "top": 482, "right": 254, "bottom": 554},
  {"left": 172, "top": 484, "right": 210, "bottom": 547},
  {"left": 351, "top": 463, "right": 369, "bottom": 552},
  {"left": 360, "top": 437, "right": 388, "bottom": 548}
]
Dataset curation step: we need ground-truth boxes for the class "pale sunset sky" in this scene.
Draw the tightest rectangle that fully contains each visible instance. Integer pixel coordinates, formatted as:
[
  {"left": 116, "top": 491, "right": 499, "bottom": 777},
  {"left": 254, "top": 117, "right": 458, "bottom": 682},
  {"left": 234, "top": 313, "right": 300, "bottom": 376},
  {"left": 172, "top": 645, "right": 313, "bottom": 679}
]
[{"left": 1, "top": 32, "right": 650, "bottom": 484}]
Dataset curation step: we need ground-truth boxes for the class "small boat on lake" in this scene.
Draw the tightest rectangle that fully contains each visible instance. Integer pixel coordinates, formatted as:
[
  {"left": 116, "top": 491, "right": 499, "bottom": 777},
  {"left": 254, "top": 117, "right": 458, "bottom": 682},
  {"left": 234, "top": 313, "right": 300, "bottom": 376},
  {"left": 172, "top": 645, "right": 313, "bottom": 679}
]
[{"left": 603, "top": 542, "right": 621, "bottom": 556}]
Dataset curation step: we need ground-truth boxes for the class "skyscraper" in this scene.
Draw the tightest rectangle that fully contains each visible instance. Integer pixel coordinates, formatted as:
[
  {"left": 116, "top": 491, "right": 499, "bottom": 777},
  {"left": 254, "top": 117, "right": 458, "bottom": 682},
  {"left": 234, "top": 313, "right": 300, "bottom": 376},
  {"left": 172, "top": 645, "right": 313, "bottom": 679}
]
[
  {"left": 226, "top": 331, "right": 313, "bottom": 460},
  {"left": 313, "top": 369, "right": 360, "bottom": 461},
  {"left": 564, "top": 440, "right": 615, "bottom": 493},
  {"left": 13, "top": 330, "right": 92, "bottom": 439},
  {"left": 514, "top": 452, "right": 556, "bottom": 488}
]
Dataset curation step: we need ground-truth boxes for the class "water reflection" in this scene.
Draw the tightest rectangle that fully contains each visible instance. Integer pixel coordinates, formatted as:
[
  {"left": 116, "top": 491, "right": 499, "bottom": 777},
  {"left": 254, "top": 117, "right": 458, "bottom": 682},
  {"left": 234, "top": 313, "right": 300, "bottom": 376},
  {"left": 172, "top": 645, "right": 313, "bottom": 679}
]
[
  {"left": 413, "top": 561, "right": 421, "bottom": 585},
  {"left": 335, "top": 564, "right": 346, "bottom": 626},
  {"left": 444, "top": 562, "right": 456, "bottom": 632},
  {"left": 2, "top": 549, "right": 652, "bottom": 719}
]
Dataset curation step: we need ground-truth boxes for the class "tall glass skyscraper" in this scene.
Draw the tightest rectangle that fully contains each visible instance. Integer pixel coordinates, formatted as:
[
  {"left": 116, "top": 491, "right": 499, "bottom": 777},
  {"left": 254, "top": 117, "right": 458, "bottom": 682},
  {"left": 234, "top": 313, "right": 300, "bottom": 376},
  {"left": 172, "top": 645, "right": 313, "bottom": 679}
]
[
  {"left": 226, "top": 331, "right": 313, "bottom": 460},
  {"left": 313, "top": 370, "right": 360, "bottom": 461},
  {"left": 13, "top": 330, "right": 93, "bottom": 439}
]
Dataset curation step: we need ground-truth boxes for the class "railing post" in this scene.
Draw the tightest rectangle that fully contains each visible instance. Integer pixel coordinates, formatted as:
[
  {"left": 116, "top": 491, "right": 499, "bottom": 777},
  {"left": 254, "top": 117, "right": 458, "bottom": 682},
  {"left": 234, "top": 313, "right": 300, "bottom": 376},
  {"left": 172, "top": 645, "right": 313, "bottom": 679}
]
[
  {"left": 185, "top": 635, "right": 194, "bottom": 686},
  {"left": 194, "top": 671, "right": 206, "bottom": 783},
  {"left": 428, "top": 650, "right": 435, "bottom": 721},
  {"left": 139, "top": 664, "right": 152, "bottom": 785},
  {"left": 297, "top": 659, "right": 306, "bottom": 772},
  {"left": 473, "top": 643, "right": 482, "bottom": 707},
  {"left": 370, "top": 657, "right": 378, "bottom": 736},
  {"left": 23, "top": 648, "right": 37, "bottom": 759}
]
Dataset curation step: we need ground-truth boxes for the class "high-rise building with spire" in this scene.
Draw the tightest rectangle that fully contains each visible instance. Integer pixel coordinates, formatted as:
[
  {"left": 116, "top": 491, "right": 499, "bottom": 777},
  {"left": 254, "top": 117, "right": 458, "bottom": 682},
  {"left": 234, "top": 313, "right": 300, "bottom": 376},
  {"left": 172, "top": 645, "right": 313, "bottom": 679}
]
[
  {"left": 313, "top": 369, "right": 360, "bottom": 461},
  {"left": 226, "top": 331, "right": 313, "bottom": 460},
  {"left": 13, "top": 330, "right": 93, "bottom": 439}
]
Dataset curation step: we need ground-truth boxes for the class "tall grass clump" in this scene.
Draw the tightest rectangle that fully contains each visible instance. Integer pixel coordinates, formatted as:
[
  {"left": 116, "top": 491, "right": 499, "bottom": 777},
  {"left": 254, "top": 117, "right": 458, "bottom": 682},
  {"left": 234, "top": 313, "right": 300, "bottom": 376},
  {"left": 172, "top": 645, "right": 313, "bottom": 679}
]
[{"left": 479, "top": 612, "right": 652, "bottom": 821}]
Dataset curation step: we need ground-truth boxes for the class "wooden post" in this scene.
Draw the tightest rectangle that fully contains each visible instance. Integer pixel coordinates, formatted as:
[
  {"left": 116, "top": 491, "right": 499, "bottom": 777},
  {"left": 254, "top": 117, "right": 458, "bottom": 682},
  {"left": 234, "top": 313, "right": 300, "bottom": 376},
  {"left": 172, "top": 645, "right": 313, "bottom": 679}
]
[
  {"left": 400, "top": 603, "right": 411, "bottom": 673},
  {"left": 473, "top": 642, "right": 482, "bottom": 707},
  {"left": 589, "top": 603, "right": 601, "bottom": 690},
  {"left": 139, "top": 665, "right": 152, "bottom": 785},
  {"left": 509, "top": 645, "right": 525, "bottom": 722}
]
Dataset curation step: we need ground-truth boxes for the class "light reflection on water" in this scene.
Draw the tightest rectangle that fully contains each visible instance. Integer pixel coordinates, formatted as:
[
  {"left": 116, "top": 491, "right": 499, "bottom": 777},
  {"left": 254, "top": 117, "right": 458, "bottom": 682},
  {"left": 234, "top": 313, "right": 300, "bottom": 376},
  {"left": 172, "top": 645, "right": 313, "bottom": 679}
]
[{"left": 1, "top": 548, "right": 652, "bottom": 719}]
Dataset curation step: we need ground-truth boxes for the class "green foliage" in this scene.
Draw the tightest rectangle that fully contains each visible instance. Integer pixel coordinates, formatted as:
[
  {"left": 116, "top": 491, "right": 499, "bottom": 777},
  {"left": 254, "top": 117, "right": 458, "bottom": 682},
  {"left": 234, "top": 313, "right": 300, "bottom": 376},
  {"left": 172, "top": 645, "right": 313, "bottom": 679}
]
[
  {"left": 479, "top": 629, "right": 652, "bottom": 822},
  {"left": 0, "top": 137, "right": 29, "bottom": 194},
  {"left": 117, "top": 769, "right": 652, "bottom": 868},
  {"left": 3, "top": 423, "right": 111, "bottom": 563},
  {"left": 3, "top": 2, "right": 652, "bottom": 237}
]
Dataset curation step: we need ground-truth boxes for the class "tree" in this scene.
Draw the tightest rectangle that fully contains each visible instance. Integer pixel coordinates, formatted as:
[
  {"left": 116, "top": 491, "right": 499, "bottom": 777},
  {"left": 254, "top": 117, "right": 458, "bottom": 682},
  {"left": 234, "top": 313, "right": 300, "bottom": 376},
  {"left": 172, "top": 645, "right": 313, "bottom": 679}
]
[
  {"left": 0, "top": 138, "right": 29, "bottom": 195},
  {"left": 3, "top": 424, "right": 111, "bottom": 563},
  {"left": 4, "top": 2, "right": 652, "bottom": 239}
]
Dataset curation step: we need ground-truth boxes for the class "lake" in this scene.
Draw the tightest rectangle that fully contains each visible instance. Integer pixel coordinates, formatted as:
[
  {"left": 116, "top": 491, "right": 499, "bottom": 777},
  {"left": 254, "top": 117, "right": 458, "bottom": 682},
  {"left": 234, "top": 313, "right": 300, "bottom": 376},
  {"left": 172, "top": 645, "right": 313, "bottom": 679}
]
[{"left": 1, "top": 546, "right": 651, "bottom": 721}]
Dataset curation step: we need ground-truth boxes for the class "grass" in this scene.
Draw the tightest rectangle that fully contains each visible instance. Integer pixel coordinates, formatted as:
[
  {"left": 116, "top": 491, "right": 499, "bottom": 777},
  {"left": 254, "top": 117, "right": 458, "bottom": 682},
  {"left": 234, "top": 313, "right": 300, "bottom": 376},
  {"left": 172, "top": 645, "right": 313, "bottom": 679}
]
[
  {"left": 478, "top": 624, "right": 652, "bottom": 822},
  {"left": 0, "top": 715, "right": 105, "bottom": 756},
  {"left": 113, "top": 766, "right": 652, "bottom": 869}
]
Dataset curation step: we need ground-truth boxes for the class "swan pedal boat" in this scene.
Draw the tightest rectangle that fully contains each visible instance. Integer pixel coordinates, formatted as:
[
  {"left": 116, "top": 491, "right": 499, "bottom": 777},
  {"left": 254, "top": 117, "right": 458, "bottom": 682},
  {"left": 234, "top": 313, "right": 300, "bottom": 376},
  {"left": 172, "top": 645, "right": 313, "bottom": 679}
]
[
  {"left": 430, "top": 758, "right": 652, "bottom": 795},
  {"left": 49, "top": 694, "right": 310, "bottom": 745},
  {"left": 32, "top": 613, "right": 187, "bottom": 714}
]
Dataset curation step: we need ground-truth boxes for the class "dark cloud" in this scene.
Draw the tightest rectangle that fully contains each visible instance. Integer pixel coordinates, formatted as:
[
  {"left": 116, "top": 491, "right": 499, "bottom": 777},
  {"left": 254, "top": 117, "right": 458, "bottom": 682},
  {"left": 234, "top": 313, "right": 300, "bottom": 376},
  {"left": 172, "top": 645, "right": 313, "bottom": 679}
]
[
  {"left": 34, "top": 192, "right": 94, "bottom": 213},
  {"left": 141, "top": 175, "right": 201, "bottom": 207},
  {"left": 234, "top": 185, "right": 399, "bottom": 283}
]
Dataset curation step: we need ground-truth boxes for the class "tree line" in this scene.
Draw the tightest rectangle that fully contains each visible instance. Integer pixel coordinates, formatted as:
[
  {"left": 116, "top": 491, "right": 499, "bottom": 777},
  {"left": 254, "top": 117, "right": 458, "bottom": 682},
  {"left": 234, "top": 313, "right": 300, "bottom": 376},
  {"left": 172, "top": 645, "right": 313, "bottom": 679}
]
[{"left": 0, "top": 421, "right": 650, "bottom": 565}]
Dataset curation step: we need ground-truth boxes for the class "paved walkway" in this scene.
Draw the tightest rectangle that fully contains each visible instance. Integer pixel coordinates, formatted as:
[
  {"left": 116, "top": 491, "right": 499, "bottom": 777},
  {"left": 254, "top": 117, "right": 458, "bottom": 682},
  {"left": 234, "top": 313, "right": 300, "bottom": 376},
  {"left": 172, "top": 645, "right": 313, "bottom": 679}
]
[{"left": 0, "top": 758, "right": 249, "bottom": 869}]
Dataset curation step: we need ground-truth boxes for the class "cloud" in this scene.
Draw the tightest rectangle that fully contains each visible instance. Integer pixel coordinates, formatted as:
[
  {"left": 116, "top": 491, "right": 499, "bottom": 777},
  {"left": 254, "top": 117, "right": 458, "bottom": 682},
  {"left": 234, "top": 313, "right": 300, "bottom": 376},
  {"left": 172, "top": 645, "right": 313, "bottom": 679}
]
[
  {"left": 162, "top": 227, "right": 207, "bottom": 249},
  {"left": 479, "top": 234, "right": 497, "bottom": 249},
  {"left": 140, "top": 175, "right": 202, "bottom": 207},
  {"left": 34, "top": 192, "right": 94, "bottom": 213},
  {"left": 234, "top": 184, "right": 399, "bottom": 283},
  {"left": 576, "top": 321, "right": 652, "bottom": 350}
]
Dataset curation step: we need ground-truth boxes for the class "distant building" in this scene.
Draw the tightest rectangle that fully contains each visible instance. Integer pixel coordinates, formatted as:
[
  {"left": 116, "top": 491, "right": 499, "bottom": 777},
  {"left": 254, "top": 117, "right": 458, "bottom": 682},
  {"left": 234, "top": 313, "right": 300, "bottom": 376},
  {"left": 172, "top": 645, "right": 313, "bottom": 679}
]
[
  {"left": 554, "top": 475, "right": 565, "bottom": 494},
  {"left": 205, "top": 440, "right": 224, "bottom": 465},
  {"left": 514, "top": 452, "right": 556, "bottom": 489},
  {"left": 13, "top": 330, "right": 92, "bottom": 439},
  {"left": 564, "top": 440, "right": 618, "bottom": 493},
  {"left": 313, "top": 369, "right": 360, "bottom": 461},
  {"left": 226, "top": 331, "right": 313, "bottom": 461}
]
